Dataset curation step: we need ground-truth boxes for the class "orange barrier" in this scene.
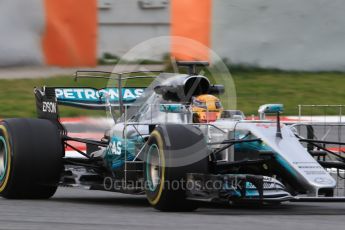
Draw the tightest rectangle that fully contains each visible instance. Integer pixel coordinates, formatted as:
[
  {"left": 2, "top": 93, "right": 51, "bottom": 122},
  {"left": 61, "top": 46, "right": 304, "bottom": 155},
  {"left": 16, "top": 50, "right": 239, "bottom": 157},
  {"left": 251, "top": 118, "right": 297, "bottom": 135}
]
[
  {"left": 42, "top": 0, "right": 97, "bottom": 67},
  {"left": 171, "top": 0, "right": 212, "bottom": 61}
]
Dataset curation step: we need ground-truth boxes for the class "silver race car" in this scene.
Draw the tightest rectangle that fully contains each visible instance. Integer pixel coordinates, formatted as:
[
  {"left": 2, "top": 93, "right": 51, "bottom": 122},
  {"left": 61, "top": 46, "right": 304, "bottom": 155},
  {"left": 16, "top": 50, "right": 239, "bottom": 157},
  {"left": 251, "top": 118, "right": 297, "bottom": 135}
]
[{"left": 0, "top": 61, "right": 344, "bottom": 211}]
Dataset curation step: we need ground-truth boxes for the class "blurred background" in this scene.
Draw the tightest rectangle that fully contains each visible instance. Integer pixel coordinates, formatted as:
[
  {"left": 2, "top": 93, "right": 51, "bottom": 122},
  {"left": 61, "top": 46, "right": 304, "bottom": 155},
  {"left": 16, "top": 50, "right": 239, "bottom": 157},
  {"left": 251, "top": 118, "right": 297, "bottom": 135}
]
[{"left": 1, "top": 0, "right": 345, "bottom": 118}]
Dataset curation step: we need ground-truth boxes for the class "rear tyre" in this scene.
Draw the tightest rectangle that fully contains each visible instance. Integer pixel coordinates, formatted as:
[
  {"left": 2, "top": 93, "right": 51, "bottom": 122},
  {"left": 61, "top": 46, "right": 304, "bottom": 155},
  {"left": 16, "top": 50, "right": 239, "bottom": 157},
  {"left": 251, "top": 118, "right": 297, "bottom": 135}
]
[
  {"left": 0, "top": 118, "right": 63, "bottom": 199},
  {"left": 144, "top": 124, "right": 209, "bottom": 211}
]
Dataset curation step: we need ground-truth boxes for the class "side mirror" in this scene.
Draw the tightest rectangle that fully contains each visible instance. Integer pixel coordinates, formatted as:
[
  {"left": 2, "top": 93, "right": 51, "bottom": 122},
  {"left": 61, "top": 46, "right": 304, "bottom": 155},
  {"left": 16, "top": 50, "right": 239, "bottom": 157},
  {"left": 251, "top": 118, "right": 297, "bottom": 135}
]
[
  {"left": 258, "top": 104, "right": 283, "bottom": 120},
  {"left": 208, "top": 84, "right": 225, "bottom": 95},
  {"left": 258, "top": 104, "right": 284, "bottom": 138}
]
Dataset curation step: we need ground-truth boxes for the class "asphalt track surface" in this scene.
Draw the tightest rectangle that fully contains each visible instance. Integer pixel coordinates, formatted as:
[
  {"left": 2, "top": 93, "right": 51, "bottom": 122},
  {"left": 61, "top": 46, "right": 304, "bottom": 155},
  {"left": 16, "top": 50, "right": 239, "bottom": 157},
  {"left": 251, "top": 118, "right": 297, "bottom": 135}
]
[{"left": 0, "top": 187, "right": 345, "bottom": 230}]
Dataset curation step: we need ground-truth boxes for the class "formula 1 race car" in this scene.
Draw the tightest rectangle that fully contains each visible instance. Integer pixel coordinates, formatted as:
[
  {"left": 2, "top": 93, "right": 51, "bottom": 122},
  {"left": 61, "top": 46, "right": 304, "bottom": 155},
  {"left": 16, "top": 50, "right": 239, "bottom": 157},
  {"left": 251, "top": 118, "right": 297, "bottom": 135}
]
[{"left": 1, "top": 61, "right": 345, "bottom": 211}]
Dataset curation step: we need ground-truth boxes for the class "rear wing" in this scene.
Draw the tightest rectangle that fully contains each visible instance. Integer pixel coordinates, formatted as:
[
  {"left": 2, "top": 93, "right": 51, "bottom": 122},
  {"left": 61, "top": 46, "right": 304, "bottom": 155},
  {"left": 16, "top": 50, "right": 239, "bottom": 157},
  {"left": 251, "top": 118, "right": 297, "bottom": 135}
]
[
  {"left": 35, "top": 86, "right": 145, "bottom": 118},
  {"left": 34, "top": 70, "right": 160, "bottom": 120}
]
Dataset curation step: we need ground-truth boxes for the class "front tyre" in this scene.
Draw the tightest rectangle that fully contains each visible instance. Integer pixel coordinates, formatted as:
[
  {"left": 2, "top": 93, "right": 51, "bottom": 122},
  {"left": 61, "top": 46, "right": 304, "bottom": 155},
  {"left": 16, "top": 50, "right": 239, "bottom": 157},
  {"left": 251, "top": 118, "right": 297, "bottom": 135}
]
[
  {"left": 144, "top": 124, "right": 209, "bottom": 211},
  {"left": 0, "top": 118, "right": 63, "bottom": 199}
]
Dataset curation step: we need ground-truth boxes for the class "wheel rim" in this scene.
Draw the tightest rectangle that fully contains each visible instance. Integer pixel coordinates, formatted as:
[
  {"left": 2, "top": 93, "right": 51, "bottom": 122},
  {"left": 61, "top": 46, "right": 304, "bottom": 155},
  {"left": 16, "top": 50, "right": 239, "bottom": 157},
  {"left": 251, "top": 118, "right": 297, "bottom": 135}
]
[
  {"left": 0, "top": 137, "right": 8, "bottom": 181},
  {"left": 146, "top": 144, "right": 161, "bottom": 191}
]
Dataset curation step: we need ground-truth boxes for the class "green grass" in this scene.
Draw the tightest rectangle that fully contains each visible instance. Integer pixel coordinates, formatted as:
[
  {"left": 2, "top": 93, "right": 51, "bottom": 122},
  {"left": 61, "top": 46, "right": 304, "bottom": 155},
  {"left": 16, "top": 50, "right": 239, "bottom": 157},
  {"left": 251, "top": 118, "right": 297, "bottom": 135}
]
[
  {"left": 232, "top": 70, "right": 345, "bottom": 116},
  {"left": 0, "top": 70, "right": 345, "bottom": 118},
  {"left": 0, "top": 76, "right": 109, "bottom": 118}
]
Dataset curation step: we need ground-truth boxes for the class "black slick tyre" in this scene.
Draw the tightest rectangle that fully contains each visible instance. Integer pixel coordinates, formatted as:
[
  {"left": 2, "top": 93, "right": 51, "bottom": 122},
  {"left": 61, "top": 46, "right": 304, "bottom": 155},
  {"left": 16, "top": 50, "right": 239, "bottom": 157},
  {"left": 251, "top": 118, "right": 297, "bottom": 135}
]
[
  {"left": 0, "top": 118, "right": 63, "bottom": 199},
  {"left": 144, "top": 124, "right": 209, "bottom": 211}
]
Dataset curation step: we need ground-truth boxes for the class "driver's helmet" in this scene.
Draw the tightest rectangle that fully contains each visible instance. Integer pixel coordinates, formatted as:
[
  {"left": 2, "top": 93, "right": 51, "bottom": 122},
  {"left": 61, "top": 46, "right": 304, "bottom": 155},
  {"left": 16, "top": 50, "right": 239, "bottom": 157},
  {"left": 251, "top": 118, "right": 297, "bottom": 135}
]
[{"left": 191, "top": 94, "right": 223, "bottom": 123}]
